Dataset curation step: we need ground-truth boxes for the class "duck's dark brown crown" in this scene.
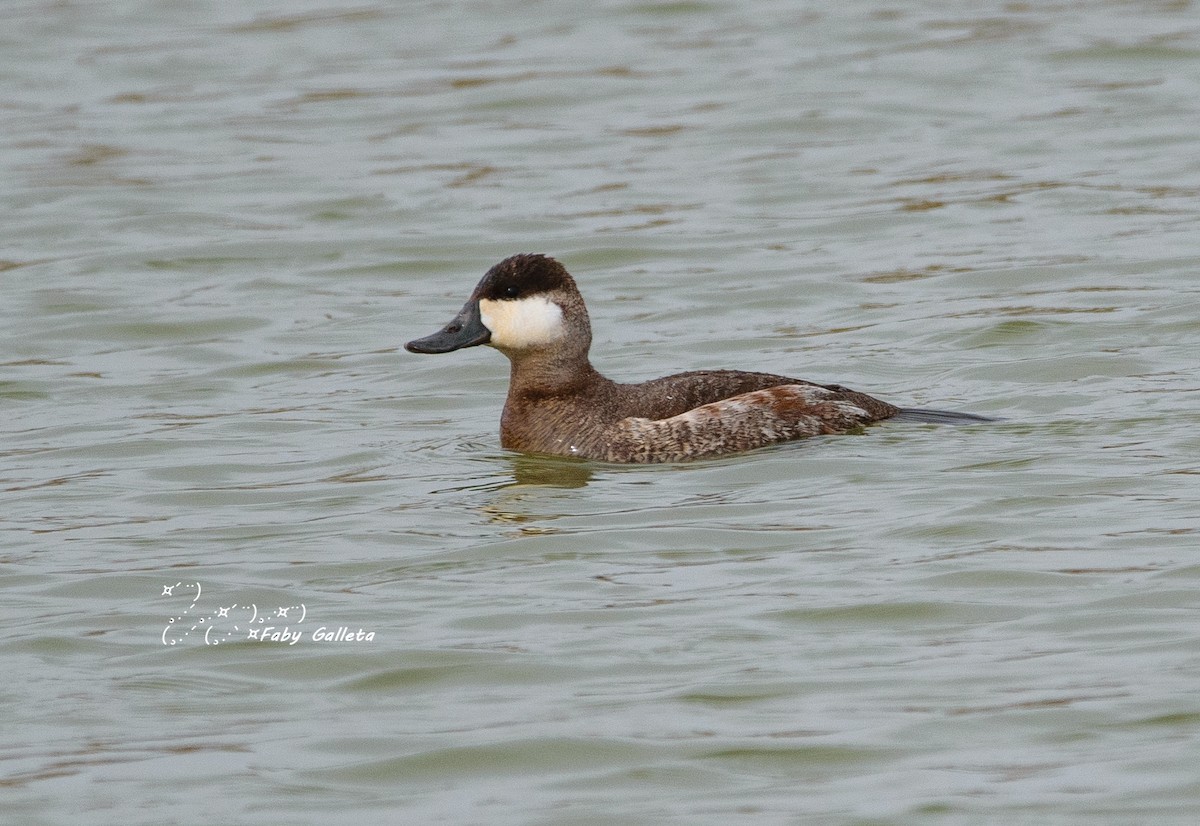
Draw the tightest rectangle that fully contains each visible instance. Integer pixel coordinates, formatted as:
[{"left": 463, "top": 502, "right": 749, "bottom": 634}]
[{"left": 476, "top": 253, "right": 574, "bottom": 302}]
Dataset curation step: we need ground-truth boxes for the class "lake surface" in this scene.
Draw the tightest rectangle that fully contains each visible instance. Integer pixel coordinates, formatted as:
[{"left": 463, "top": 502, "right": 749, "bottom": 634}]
[{"left": 4, "top": 0, "right": 1200, "bottom": 823}]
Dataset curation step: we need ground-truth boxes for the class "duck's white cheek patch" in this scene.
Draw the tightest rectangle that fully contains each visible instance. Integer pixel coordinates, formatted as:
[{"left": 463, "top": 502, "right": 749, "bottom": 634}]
[{"left": 479, "top": 297, "right": 565, "bottom": 350}]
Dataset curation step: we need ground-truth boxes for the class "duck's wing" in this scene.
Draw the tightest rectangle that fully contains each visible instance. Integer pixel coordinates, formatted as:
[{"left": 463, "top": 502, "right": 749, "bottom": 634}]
[{"left": 605, "top": 384, "right": 874, "bottom": 463}]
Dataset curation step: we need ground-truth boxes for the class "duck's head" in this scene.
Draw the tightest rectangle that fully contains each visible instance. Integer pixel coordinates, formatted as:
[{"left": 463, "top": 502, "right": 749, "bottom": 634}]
[{"left": 406, "top": 254, "right": 591, "bottom": 360}]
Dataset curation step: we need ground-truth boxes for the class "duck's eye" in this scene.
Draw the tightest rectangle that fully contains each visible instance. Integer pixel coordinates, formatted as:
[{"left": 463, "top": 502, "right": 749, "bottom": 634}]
[{"left": 503, "top": 286, "right": 520, "bottom": 299}]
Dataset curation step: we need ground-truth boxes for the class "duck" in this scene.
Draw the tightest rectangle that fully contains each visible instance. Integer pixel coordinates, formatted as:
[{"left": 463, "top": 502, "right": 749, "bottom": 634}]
[{"left": 406, "top": 254, "right": 988, "bottom": 463}]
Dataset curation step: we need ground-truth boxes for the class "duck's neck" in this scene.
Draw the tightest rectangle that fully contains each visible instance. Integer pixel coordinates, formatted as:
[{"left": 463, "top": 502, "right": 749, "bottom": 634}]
[{"left": 505, "top": 351, "right": 609, "bottom": 400}]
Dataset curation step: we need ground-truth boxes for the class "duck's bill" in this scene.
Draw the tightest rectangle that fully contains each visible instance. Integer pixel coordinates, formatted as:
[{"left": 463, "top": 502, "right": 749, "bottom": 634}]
[{"left": 405, "top": 300, "right": 491, "bottom": 354}]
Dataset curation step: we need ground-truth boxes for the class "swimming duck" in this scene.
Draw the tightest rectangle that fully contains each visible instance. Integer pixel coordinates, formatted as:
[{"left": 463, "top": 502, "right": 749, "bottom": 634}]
[{"left": 406, "top": 254, "right": 985, "bottom": 463}]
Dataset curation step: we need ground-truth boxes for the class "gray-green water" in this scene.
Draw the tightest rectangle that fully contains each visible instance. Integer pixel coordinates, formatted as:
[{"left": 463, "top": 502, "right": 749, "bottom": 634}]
[{"left": 4, "top": 1, "right": 1200, "bottom": 823}]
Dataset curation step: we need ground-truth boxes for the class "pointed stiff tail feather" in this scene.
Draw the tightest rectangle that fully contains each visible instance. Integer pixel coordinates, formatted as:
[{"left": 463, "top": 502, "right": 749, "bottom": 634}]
[{"left": 893, "top": 408, "right": 998, "bottom": 425}]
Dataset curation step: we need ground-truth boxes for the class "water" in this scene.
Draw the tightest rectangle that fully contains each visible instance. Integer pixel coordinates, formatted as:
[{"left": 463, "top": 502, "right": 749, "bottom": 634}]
[{"left": 4, "top": 0, "right": 1200, "bottom": 823}]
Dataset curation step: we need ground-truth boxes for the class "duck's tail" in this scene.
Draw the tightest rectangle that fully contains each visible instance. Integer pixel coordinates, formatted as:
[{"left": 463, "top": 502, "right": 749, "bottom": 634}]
[{"left": 893, "top": 408, "right": 998, "bottom": 425}]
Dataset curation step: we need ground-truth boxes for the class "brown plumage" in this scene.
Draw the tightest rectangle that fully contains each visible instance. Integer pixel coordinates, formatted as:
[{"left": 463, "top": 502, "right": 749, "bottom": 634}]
[{"left": 406, "top": 254, "right": 982, "bottom": 463}]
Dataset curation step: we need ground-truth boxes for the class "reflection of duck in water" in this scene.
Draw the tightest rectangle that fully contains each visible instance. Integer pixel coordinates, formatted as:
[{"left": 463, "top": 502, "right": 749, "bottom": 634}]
[
  {"left": 407, "top": 254, "right": 990, "bottom": 463},
  {"left": 507, "top": 454, "right": 592, "bottom": 488}
]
